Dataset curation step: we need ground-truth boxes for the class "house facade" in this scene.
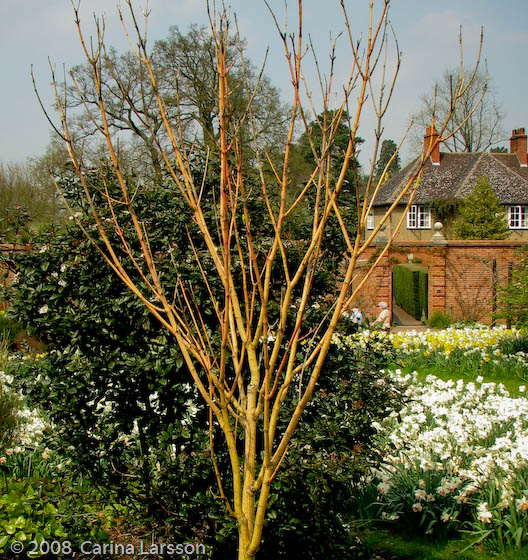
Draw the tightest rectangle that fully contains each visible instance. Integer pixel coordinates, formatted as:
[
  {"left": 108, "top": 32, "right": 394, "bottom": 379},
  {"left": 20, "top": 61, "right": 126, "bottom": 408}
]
[
  {"left": 368, "top": 127, "right": 528, "bottom": 242},
  {"left": 354, "top": 128, "right": 528, "bottom": 325}
]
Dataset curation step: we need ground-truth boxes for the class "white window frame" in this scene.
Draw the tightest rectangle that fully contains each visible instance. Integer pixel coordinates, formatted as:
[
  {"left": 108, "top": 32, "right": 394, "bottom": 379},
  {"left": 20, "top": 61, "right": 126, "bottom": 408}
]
[
  {"left": 367, "top": 210, "right": 374, "bottom": 230},
  {"left": 508, "top": 205, "right": 528, "bottom": 229},
  {"left": 407, "top": 205, "right": 431, "bottom": 229}
]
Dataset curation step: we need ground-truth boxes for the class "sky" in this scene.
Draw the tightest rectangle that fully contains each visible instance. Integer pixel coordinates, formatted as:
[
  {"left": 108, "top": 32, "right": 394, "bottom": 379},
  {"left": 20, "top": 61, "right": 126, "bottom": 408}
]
[{"left": 1, "top": 0, "right": 527, "bottom": 169}]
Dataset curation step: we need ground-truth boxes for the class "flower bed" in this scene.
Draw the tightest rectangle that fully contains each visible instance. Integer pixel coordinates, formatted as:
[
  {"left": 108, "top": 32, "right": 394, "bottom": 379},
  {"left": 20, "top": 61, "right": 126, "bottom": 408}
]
[{"left": 351, "top": 328, "right": 528, "bottom": 553}]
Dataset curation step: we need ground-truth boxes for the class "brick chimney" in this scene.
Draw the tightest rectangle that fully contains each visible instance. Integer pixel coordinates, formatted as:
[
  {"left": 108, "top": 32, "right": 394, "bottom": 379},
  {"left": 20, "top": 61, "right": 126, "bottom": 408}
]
[
  {"left": 510, "top": 128, "right": 528, "bottom": 167},
  {"left": 423, "top": 126, "right": 441, "bottom": 165}
]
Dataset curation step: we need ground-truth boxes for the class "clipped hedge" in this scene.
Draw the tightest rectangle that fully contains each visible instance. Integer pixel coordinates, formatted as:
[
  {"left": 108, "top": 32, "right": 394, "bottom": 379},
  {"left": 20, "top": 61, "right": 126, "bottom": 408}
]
[{"left": 393, "top": 264, "right": 428, "bottom": 320}]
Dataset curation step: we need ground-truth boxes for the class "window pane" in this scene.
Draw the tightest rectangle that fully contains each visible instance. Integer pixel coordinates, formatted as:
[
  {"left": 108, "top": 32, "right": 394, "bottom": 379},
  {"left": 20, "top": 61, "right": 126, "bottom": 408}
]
[
  {"left": 510, "top": 206, "right": 520, "bottom": 228},
  {"left": 407, "top": 205, "right": 417, "bottom": 228}
]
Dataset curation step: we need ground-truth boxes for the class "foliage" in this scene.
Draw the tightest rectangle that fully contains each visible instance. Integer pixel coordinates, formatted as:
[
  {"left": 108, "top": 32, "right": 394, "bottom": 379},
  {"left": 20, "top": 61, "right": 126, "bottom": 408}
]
[
  {"left": 293, "top": 110, "right": 363, "bottom": 256},
  {"left": 497, "top": 246, "right": 528, "bottom": 328},
  {"left": 0, "top": 161, "right": 63, "bottom": 240},
  {"left": 497, "top": 331, "right": 528, "bottom": 356},
  {"left": 429, "top": 197, "right": 461, "bottom": 233},
  {"left": 393, "top": 264, "right": 428, "bottom": 320},
  {"left": 0, "top": 446, "right": 115, "bottom": 554},
  {"left": 0, "top": 387, "right": 24, "bottom": 453},
  {"left": 453, "top": 176, "right": 509, "bottom": 240},
  {"left": 466, "top": 468, "right": 528, "bottom": 554},
  {"left": 1, "top": 212, "right": 233, "bottom": 548},
  {"left": 428, "top": 311, "right": 452, "bottom": 329},
  {"left": 0, "top": 310, "right": 23, "bottom": 349}
]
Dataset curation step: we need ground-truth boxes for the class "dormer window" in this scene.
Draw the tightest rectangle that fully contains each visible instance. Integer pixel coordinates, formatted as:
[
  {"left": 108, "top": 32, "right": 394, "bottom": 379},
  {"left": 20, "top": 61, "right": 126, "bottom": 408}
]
[
  {"left": 509, "top": 205, "right": 528, "bottom": 229},
  {"left": 407, "top": 205, "right": 431, "bottom": 229}
]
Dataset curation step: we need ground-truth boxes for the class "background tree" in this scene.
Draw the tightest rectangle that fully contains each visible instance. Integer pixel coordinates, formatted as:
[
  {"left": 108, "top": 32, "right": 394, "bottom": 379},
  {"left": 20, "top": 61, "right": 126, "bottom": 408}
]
[
  {"left": 411, "top": 66, "right": 505, "bottom": 153},
  {"left": 453, "top": 176, "right": 509, "bottom": 239},
  {"left": 291, "top": 110, "right": 363, "bottom": 255},
  {"left": 64, "top": 24, "right": 289, "bottom": 183},
  {"left": 374, "top": 138, "right": 401, "bottom": 183},
  {"left": 41, "top": 1, "right": 484, "bottom": 558}
]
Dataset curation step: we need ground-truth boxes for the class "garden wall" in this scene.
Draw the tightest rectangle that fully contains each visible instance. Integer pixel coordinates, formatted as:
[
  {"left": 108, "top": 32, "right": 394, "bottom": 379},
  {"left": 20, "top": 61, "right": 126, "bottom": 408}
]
[{"left": 353, "top": 240, "right": 526, "bottom": 324}]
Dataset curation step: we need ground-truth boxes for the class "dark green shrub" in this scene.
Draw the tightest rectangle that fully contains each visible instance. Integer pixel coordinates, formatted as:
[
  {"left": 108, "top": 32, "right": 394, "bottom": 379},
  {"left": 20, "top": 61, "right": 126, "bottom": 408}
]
[
  {"left": 427, "top": 311, "right": 452, "bottom": 329},
  {"left": 1, "top": 169, "right": 380, "bottom": 554}
]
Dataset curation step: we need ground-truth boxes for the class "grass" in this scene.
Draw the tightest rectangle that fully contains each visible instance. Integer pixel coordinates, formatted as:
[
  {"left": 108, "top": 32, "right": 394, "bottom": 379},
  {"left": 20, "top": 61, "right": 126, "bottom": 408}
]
[
  {"left": 359, "top": 529, "right": 528, "bottom": 560},
  {"left": 393, "top": 359, "right": 526, "bottom": 395}
]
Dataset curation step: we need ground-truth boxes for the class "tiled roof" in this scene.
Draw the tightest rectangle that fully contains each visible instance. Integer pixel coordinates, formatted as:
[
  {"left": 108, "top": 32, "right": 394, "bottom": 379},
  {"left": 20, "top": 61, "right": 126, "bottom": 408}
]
[{"left": 373, "top": 152, "right": 528, "bottom": 206}]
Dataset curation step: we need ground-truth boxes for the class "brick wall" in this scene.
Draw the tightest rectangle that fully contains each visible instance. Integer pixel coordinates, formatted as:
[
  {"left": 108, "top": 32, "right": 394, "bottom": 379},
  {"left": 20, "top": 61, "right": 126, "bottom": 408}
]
[{"left": 353, "top": 240, "right": 526, "bottom": 324}]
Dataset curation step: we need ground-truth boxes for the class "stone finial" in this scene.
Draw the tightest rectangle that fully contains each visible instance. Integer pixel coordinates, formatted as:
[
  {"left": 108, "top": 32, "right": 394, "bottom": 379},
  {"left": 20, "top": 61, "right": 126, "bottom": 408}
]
[{"left": 431, "top": 221, "right": 447, "bottom": 245}]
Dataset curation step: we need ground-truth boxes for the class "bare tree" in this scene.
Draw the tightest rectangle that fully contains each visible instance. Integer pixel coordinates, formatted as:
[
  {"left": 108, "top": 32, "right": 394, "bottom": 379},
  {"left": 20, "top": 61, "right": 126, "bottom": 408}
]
[
  {"left": 411, "top": 66, "right": 505, "bottom": 153},
  {"left": 43, "top": 1, "right": 485, "bottom": 558}
]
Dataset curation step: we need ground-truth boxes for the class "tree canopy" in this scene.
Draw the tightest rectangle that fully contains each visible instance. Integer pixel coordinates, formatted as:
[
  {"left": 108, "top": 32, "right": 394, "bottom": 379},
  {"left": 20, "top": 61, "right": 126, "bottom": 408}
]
[{"left": 64, "top": 24, "right": 289, "bottom": 183}]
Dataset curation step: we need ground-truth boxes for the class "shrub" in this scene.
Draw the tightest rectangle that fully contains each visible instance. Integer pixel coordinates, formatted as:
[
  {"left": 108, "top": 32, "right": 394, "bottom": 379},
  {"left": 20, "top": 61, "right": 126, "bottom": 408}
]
[
  {"left": 428, "top": 311, "right": 452, "bottom": 329},
  {"left": 258, "top": 332, "right": 405, "bottom": 559},
  {"left": 0, "top": 446, "right": 115, "bottom": 555},
  {"left": 2, "top": 172, "right": 390, "bottom": 553}
]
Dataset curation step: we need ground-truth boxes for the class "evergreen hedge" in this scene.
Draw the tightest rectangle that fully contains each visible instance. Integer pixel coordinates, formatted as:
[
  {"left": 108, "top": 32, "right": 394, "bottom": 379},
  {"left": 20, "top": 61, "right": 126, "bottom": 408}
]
[{"left": 393, "top": 264, "right": 428, "bottom": 320}]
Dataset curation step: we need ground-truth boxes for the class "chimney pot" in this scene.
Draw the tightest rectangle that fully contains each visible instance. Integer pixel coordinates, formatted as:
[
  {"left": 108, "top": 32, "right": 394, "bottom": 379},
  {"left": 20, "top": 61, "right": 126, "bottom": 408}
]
[
  {"left": 510, "top": 127, "right": 528, "bottom": 167},
  {"left": 424, "top": 126, "right": 441, "bottom": 165}
]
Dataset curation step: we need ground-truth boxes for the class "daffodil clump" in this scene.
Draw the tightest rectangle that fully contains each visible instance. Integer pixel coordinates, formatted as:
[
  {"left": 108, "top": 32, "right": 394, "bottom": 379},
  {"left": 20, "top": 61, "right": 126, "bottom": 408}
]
[
  {"left": 0, "top": 356, "right": 48, "bottom": 450},
  {"left": 391, "top": 326, "right": 523, "bottom": 359}
]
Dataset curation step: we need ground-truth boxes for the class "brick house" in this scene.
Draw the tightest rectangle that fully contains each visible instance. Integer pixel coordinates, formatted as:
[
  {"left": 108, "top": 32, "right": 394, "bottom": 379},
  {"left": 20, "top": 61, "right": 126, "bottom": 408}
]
[
  {"left": 354, "top": 128, "right": 528, "bottom": 325},
  {"left": 367, "top": 127, "right": 528, "bottom": 242}
]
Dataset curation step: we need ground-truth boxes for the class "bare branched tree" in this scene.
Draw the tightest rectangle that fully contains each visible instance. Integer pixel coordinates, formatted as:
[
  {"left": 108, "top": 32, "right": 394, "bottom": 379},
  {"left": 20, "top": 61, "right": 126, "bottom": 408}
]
[
  {"left": 42, "top": 1, "right": 485, "bottom": 558},
  {"left": 411, "top": 65, "right": 505, "bottom": 153}
]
